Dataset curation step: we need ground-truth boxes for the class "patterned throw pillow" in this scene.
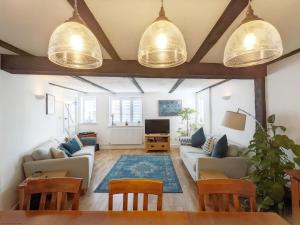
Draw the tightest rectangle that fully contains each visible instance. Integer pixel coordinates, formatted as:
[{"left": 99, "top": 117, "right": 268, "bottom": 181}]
[
  {"left": 201, "top": 137, "right": 215, "bottom": 155},
  {"left": 179, "top": 137, "right": 192, "bottom": 146}
]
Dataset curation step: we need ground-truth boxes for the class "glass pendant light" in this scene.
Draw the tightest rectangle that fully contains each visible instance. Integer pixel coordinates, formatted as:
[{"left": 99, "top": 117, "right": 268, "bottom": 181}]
[
  {"left": 48, "top": 0, "right": 102, "bottom": 69},
  {"left": 223, "top": 0, "right": 283, "bottom": 67},
  {"left": 138, "top": 0, "right": 187, "bottom": 68}
]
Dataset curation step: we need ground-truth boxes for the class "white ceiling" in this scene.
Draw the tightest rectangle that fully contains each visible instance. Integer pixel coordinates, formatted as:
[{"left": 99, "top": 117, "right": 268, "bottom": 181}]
[{"left": 0, "top": 0, "right": 299, "bottom": 93}]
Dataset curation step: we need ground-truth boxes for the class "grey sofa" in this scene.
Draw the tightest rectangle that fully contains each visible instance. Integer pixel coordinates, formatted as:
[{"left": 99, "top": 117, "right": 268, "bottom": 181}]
[
  {"left": 23, "top": 139, "right": 94, "bottom": 191},
  {"left": 179, "top": 137, "right": 248, "bottom": 180}
]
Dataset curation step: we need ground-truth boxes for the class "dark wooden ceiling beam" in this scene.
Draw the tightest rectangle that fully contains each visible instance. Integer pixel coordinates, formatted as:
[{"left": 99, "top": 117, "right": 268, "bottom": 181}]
[
  {"left": 71, "top": 76, "right": 115, "bottom": 94},
  {"left": 170, "top": 0, "right": 248, "bottom": 93},
  {"left": 131, "top": 78, "right": 144, "bottom": 94},
  {"left": 0, "top": 55, "right": 267, "bottom": 79},
  {"left": 49, "top": 82, "right": 88, "bottom": 94},
  {"left": 190, "top": 0, "right": 248, "bottom": 63},
  {"left": 67, "top": 0, "right": 121, "bottom": 60},
  {"left": 267, "top": 48, "right": 300, "bottom": 65},
  {"left": 0, "top": 40, "right": 33, "bottom": 56},
  {"left": 196, "top": 79, "right": 230, "bottom": 93},
  {"left": 169, "top": 79, "right": 185, "bottom": 93}
]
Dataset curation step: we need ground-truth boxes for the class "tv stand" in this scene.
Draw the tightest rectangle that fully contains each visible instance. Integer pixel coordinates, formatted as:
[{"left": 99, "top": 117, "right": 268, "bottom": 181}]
[{"left": 144, "top": 134, "right": 170, "bottom": 152}]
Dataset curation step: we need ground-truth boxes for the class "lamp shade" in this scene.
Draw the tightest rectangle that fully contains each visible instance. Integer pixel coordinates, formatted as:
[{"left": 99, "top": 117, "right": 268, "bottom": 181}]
[
  {"left": 222, "top": 111, "right": 246, "bottom": 131},
  {"left": 48, "top": 21, "right": 103, "bottom": 69},
  {"left": 138, "top": 18, "right": 187, "bottom": 68}
]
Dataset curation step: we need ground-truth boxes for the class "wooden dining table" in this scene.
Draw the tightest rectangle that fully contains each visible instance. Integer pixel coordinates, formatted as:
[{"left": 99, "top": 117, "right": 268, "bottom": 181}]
[{"left": 0, "top": 210, "right": 289, "bottom": 225}]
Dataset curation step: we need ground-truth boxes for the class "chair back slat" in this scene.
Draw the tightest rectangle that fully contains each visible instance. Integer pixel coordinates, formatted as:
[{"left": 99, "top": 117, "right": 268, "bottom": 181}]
[
  {"left": 39, "top": 193, "right": 47, "bottom": 210},
  {"left": 287, "top": 170, "right": 300, "bottom": 213},
  {"left": 108, "top": 179, "right": 163, "bottom": 211},
  {"left": 123, "top": 193, "right": 128, "bottom": 210},
  {"left": 21, "top": 177, "right": 82, "bottom": 211},
  {"left": 197, "top": 179, "right": 256, "bottom": 212},
  {"left": 49, "top": 192, "right": 57, "bottom": 210},
  {"left": 143, "top": 194, "right": 149, "bottom": 210},
  {"left": 133, "top": 193, "right": 138, "bottom": 210}
]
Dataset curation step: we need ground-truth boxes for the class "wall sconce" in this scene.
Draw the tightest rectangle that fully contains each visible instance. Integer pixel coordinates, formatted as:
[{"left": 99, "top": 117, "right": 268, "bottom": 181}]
[
  {"left": 222, "top": 91, "right": 231, "bottom": 100},
  {"left": 34, "top": 90, "right": 45, "bottom": 100}
]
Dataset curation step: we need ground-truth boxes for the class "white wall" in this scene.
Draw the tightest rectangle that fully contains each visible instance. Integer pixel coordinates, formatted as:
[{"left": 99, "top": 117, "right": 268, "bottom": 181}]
[
  {"left": 206, "top": 80, "right": 256, "bottom": 146},
  {"left": 0, "top": 71, "right": 76, "bottom": 209},
  {"left": 267, "top": 54, "right": 300, "bottom": 144},
  {"left": 196, "top": 89, "right": 211, "bottom": 134},
  {"left": 79, "top": 92, "right": 196, "bottom": 147}
]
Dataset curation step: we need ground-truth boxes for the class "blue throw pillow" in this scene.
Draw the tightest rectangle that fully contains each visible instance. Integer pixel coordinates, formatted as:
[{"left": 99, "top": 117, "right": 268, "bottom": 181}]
[
  {"left": 211, "top": 135, "right": 228, "bottom": 158},
  {"left": 62, "top": 138, "right": 81, "bottom": 154},
  {"left": 191, "top": 128, "right": 206, "bottom": 147},
  {"left": 59, "top": 145, "right": 71, "bottom": 157}
]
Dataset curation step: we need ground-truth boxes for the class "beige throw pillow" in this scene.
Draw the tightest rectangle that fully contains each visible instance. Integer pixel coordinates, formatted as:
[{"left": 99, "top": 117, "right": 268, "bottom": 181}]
[
  {"left": 50, "top": 147, "right": 67, "bottom": 159},
  {"left": 31, "top": 149, "right": 53, "bottom": 160},
  {"left": 74, "top": 135, "right": 83, "bottom": 148}
]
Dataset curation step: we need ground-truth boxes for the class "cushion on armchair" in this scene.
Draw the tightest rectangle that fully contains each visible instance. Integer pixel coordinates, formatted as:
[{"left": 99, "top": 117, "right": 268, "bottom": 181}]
[
  {"left": 211, "top": 135, "right": 228, "bottom": 158},
  {"left": 191, "top": 128, "right": 206, "bottom": 147},
  {"left": 80, "top": 137, "right": 97, "bottom": 146}
]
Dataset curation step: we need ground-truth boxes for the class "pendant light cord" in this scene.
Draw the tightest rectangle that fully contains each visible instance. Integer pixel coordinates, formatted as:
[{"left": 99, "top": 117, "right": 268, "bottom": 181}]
[
  {"left": 74, "top": 0, "right": 79, "bottom": 16},
  {"left": 159, "top": 0, "right": 166, "bottom": 18}
]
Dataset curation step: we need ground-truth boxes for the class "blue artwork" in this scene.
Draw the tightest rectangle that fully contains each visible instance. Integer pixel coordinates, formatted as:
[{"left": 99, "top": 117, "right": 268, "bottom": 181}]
[{"left": 159, "top": 100, "right": 182, "bottom": 116}]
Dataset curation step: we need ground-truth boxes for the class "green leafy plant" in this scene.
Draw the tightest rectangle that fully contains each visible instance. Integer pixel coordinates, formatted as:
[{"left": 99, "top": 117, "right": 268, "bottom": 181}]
[
  {"left": 176, "top": 108, "right": 196, "bottom": 137},
  {"left": 245, "top": 114, "right": 300, "bottom": 212}
]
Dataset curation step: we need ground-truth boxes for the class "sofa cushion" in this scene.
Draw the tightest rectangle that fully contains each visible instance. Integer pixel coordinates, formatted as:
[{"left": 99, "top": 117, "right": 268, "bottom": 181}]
[
  {"left": 211, "top": 135, "right": 228, "bottom": 158},
  {"left": 227, "top": 144, "right": 240, "bottom": 157},
  {"left": 31, "top": 149, "right": 52, "bottom": 161},
  {"left": 62, "top": 138, "right": 81, "bottom": 154},
  {"left": 191, "top": 128, "right": 206, "bottom": 147},
  {"left": 185, "top": 152, "right": 209, "bottom": 172},
  {"left": 50, "top": 147, "right": 67, "bottom": 159},
  {"left": 72, "top": 146, "right": 95, "bottom": 157}
]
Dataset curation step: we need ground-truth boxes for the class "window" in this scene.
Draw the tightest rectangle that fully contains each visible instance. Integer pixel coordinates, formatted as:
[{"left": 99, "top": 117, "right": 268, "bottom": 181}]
[
  {"left": 110, "top": 97, "right": 142, "bottom": 125},
  {"left": 198, "top": 97, "right": 205, "bottom": 124},
  {"left": 80, "top": 96, "right": 97, "bottom": 123}
]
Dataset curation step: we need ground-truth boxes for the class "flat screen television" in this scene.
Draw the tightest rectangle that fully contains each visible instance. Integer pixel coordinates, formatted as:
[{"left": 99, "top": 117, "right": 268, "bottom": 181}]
[{"left": 145, "top": 119, "right": 170, "bottom": 134}]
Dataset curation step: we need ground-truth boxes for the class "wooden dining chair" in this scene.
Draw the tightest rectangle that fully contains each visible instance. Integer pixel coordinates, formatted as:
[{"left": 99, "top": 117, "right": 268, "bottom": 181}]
[
  {"left": 196, "top": 179, "right": 256, "bottom": 212},
  {"left": 108, "top": 178, "right": 163, "bottom": 211},
  {"left": 20, "top": 177, "right": 82, "bottom": 210},
  {"left": 287, "top": 170, "right": 300, "bottom": 211}
]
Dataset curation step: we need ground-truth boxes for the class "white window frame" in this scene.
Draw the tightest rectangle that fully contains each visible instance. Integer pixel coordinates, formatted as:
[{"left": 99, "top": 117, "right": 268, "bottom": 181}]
[
  {"left": 109, "top": 96, "right": 143, "bottom": 126},
  {"left": 79, "top": 96, "right": 97, "bottom": 124}
]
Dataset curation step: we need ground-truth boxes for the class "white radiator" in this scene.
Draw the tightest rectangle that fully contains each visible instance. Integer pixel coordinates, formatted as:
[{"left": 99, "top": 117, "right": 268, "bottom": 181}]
[{"left": 109, "top": 127, "right": 143, "bottom": 145}]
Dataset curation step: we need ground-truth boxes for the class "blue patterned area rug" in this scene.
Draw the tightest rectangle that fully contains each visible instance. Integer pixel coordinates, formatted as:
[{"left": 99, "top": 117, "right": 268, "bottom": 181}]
[{"left": 94, "top": 154, "right": 182, "bottom": 193}]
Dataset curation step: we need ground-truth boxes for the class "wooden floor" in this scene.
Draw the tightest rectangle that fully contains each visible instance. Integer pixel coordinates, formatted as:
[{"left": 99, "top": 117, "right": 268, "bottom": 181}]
[{"left": 79, "top": 148, "right": 199, "bottom": 211}]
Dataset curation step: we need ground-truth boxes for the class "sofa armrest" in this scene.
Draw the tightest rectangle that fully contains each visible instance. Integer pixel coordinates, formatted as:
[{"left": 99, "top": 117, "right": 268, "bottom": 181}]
[
  {"left": 196, "top": 157, "right": 249, "bottom": 180},
  {"left": 23, "top": 156, "right": 92, "bottom": 189}
]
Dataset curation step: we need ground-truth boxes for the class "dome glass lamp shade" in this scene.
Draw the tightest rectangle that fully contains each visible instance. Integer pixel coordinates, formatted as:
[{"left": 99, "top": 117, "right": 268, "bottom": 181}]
[
  {"left": 138, "top": 4, "right": 187, "bottom": 68},
  {"left": 224, "top": 4, "right": 283, "bottom": 67},
  {"left": 48, "top": 1, "right": 102, "bottom": 69}
]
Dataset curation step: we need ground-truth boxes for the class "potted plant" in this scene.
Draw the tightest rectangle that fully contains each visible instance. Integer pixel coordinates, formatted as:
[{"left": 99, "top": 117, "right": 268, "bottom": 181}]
[
  {"left": 245, "top": 115, "right": 300, "bottom": 212},
  {"left": 176, "top": 108, "right": 196, "bottom": 137}
]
